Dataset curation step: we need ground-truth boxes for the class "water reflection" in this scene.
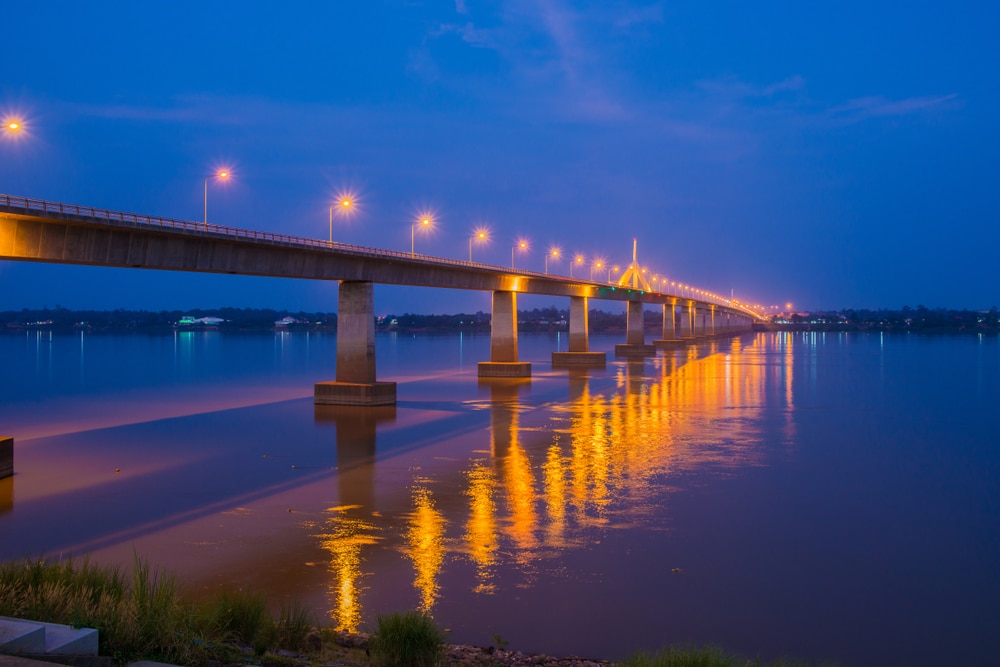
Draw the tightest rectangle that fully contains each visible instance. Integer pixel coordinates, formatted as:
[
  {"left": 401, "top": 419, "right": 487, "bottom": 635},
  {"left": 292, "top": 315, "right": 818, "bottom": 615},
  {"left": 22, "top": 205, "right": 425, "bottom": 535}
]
[
  {"left": 313, "top": 405, "right": 397, "bottom": 631},
  {"left": 465, "top": 464, "right": 498, "bottom": 593},
  {"left": 405, "top": 487, "right": 446, "bottom": 613},
  {"left": 305, "top": 333, "right": 792, "bottom": 625},
  {"left": 0, "top": 476, "right": 12, "bottom": 516}
]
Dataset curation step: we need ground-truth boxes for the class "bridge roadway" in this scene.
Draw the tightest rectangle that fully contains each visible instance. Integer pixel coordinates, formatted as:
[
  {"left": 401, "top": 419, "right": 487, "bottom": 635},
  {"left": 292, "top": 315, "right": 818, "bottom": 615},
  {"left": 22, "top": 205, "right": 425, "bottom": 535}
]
[{"left": 0, "top": 194, "right": 760, "bottom": 405}]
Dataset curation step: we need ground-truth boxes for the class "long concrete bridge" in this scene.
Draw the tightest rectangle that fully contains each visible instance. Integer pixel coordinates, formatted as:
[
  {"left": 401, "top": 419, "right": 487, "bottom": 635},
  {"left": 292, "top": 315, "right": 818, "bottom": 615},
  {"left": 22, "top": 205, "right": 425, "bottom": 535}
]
[{"left": 0, "top": 194, "right": 762, "bottom": 405}]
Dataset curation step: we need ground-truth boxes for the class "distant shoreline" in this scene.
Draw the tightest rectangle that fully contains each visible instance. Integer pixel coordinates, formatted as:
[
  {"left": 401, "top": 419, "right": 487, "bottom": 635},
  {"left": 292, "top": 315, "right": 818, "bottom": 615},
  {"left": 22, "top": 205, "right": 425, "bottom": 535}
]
[{"left": 3, "top": 306, "right": 998, "bottom": 335}]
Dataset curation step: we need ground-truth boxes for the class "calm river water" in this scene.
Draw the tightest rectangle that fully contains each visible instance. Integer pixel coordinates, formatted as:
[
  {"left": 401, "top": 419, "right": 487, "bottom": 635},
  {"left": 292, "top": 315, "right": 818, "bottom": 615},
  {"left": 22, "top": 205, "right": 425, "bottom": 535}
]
[{"left": 1, "top": 330, "right": 998, "bottom": 666}]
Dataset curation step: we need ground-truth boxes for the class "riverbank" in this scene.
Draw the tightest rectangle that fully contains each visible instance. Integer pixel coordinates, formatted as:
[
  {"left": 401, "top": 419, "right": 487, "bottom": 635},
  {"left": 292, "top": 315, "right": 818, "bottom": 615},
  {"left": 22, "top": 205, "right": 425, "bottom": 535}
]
[{"left": 0, "top": 558, "right": 826, "bottom": 667}]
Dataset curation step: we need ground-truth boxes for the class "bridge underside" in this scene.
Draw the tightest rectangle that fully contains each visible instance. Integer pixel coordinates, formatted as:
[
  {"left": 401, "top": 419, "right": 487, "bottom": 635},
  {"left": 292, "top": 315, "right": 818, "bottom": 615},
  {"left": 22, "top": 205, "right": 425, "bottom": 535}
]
[{"left": 1, "top": 205, "right": 759, "bottom": 406}]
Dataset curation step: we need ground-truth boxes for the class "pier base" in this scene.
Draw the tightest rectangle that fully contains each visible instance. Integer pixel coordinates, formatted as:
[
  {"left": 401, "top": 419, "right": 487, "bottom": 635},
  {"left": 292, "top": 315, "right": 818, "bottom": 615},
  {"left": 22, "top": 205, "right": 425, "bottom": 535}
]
[
  {"left": 0, "top": 437, "right": 11, "bottom": 479},
  {"left": 551, "top": 351, "right": 606, "bottom": 366},
  {"left": 653, "top": 339, "right": 687, "bottom": 350},
  {"left": 614, "top": 343, "right": 657, "bottom": 357},
  {"left": 314, "top": 381, "right": 397, "bottom": 406},
  {"left": 478, "top": 361, "right": 532, "bottom": 378}
]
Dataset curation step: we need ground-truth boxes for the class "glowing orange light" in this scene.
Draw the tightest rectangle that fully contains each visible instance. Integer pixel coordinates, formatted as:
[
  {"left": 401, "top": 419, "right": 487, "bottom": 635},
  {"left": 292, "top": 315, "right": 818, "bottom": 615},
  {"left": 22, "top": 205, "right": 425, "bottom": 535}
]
[
  {"left": 341, "top": 198, "right": 352, "bottom": 208},
  {"left": 217, "top": 170, "right": 230, "bottom": 179},
  {"left": 574, "top": 255, "right": 584, "bottom": 264},
  {"left": 7, "top": 121, "right": 20, "bottom": 131}
]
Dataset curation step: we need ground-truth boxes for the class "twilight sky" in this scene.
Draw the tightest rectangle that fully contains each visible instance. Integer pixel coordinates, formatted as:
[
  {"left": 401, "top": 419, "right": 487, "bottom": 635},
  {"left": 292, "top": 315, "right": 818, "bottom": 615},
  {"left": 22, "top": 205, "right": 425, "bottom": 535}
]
[{"left": 2, "top": 1, "right": 997, "bottom": 314}]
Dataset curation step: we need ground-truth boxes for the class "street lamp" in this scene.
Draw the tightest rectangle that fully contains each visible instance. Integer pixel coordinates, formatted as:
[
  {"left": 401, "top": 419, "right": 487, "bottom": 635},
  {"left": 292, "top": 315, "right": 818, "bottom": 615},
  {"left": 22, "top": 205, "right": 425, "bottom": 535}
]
[
  {"left": 330, "top": 194, "right": 354, "bottom": 245},
  {"left": 512, "top": 238, "right": 529, "bottom": 269},
  {"left": 570, "top": 254, "right": 585, "bottom": 278},
  {"left": 3, "top": 118, "right": 24, "bottom": 136},
  {"left": 204, "top": 169, "right": 231, "bottom": 229},
  {"left": 545, "top": 247, "right": 561, "bottom": 274},
  {"left": 470, "top": 226, "right": 489, "bottom": 262},
  {"left": 591, "top": 259, "right": 604, "bottom": 282},
  {"left": 412, "top": 212, "right": 434, "bottom": 256}
]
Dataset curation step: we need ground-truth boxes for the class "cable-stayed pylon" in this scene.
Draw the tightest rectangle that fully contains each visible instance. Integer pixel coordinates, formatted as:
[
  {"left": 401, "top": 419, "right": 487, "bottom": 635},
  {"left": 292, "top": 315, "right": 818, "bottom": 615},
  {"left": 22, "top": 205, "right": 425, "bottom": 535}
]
[{"left": 615, "top": 238, "right": 652, "bottom": 291}]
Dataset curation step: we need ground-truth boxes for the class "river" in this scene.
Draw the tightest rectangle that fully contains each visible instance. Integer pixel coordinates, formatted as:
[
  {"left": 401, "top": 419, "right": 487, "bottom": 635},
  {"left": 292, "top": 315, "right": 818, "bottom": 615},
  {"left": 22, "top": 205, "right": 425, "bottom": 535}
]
[{"left": 1, "top": 330, "right": 997, "bottom": 666}]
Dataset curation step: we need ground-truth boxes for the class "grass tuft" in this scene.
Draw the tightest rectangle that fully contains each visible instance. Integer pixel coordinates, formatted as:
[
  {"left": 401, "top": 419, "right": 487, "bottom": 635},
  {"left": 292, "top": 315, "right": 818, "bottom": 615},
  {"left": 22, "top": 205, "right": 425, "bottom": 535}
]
[
  {"left": 368, "top": 609, "right": 446, "bottom": 667},
  {"left": 620, "top": 647, "right": 838, "bottom": 667},
  {"left": 0, "top": 555, "right": 321, "bottom": 665}
]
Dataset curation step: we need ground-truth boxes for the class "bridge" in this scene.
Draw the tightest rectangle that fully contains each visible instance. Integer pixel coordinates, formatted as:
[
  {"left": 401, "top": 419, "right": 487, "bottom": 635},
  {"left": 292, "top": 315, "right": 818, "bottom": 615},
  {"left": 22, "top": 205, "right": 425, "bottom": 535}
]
[{"left": 0, "top": 194, "right": 762, "bottom": 406}]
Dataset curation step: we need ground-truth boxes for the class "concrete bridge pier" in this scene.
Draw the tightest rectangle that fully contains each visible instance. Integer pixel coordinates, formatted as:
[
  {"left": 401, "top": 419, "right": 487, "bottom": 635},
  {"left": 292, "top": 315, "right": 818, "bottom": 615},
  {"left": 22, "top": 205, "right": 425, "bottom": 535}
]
[
  {"left": 315, "top": 281, "right": 397, "bottom": 406},
  {"left": 693, "top": 306, "right": 710, "bottom": 338},
  {"left": 553, "top": 296, "right": 606, "bottom": 366},
  {"left": 480, "top": 290, "right": 531, "bottom": 377},
  {"left": 615, "top": 300, "right": 656, "bottom": 356},
  {"left": 677, "top": 302, "right": 691, "bottom": 339},
  {"left": 679, "top": 301, "right": 697, "bottom": 340},
  {"left": 654, "top": 300, "right": 684, "bottom": 350}
]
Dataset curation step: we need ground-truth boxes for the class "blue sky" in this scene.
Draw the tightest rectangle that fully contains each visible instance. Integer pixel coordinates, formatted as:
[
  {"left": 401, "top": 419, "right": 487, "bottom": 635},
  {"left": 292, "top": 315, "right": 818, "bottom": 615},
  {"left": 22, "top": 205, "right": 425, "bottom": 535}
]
[{"left": 2, "top": 1, "right": 997, "bottom": 314}]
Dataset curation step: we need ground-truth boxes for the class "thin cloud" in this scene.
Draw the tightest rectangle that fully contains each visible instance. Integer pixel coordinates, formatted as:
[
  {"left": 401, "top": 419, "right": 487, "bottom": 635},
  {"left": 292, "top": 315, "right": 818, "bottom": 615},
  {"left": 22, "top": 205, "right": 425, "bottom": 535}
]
[
  {"left": 433, "top": 21, "right": 498, "bottom": 48},
  {"left": 698, "top": 75, "right": 806, "bottom": 99},
  {"left": 829, "top": 94, "right": 959, "bottom": 120}
]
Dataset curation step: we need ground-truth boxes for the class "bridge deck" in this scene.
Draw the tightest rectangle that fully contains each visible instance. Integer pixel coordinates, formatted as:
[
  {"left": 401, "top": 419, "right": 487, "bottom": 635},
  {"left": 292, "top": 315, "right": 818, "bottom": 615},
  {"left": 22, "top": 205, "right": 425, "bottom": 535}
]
[{"left": 0, "top": 194, "right": 759, "bottom": 318}]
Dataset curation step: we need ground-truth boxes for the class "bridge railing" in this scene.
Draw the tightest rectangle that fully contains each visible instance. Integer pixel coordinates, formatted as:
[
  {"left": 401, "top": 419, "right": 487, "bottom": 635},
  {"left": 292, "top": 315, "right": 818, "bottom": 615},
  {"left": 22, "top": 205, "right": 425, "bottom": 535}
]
[{"left": 0, "top": 194, "right": 762, "bottom": 318}]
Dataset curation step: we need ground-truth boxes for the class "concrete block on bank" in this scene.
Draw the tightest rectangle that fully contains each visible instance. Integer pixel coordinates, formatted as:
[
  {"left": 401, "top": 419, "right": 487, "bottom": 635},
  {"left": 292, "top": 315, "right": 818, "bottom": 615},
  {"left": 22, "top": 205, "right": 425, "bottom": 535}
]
[
  {"left": 0, "top": 437, "right": 11, "bottom": 479},
  {"left": 652, "top": 339, "right": 687, "bottom": 349},
  {"left": 314, "top": 381, "right": 397, "bottom": 406},
  {"left": 0, "top": 618, "right": 45, "bottom": 654},
  {"left": 42, "top": 624, "right": 99, "bottom": 656},
  {"left": 478, "top": 362, "right": 532, "bottom": 378},
  {"left": 551, "top": 351, "right": 606, "bottom": 366},
  {"left": 0, "top": 617, "right": 98, "bottom": 657}
]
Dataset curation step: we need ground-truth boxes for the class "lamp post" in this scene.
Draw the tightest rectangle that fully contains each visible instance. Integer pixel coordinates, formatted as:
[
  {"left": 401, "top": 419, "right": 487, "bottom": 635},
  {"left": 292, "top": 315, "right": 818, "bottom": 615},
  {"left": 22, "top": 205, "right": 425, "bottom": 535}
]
[
  {"left": 570, "top": 254, "right": 585, "bottom": 278},
  {"left": 203, "top": 169, "right": 230, "bottom": 229},
  {"left": 470, "top": 227, "right": 489, "bottom": 262},
  {"left": 591, "top": 260, "right": 604, "bottom": 282},
  {"left": 329, "top": 196, "right": 353, "bottom": 245},
  {"left": 545, "top": 247, "right": 561, "bottom": 274},
  {"left": 412, "top": 214, "right": 433, "bottom": 256},
  {"left": 512, "top": 238, "right": 529, "bottom": 269}
]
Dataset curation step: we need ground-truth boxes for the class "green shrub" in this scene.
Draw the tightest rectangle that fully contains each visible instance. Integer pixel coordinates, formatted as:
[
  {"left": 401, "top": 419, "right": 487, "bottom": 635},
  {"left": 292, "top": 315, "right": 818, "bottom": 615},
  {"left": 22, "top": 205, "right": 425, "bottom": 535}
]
[
  {"left": 276, "top": 600, "right": 315, "bottom": 651},
  {"left": 201, "top": 588, "right": 274, "bottom": 653},
  {"left": 620, "top": 647, "right": 734, "bottom": 667},
  {"left": 620, "top": 647, "right": 836, "bottom": 667},
  {"left": 369, "top": 610, "right": 446, "bottom": 667}
]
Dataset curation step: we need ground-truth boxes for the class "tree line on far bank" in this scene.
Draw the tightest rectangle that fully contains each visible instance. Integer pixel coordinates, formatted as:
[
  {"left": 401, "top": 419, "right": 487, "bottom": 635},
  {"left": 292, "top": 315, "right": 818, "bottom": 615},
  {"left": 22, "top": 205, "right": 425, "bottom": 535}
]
[
  {"left": 772, "top": 305, "right": 1000, "bottom": 332},
  {"left": 2, "top": 304, "right": 997, "bottom": 334}
]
